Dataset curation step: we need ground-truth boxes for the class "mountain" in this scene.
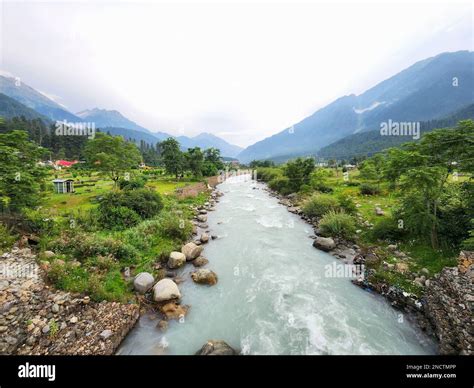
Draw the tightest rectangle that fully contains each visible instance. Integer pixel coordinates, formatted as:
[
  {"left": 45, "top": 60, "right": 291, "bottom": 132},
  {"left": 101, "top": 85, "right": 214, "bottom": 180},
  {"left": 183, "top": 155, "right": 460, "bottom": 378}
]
[
  {"left": 0, "top": 75, "right": 81, "bottom": 122},
  {"left": 238, "top": 50, "right": 474, "bottom": 163},
  {"left": 177, "top": 132, "right": 243, "bottom": 157},
  {"left": 0, "top": 93, "right": 53, "bottom": 123},
  {"left": 318, "top": 103, "right": 474, "bottom": 160},
  {"left": 0, "top": 75, "right": 245, "bottom": 158},
  {"left": 76, "top": 108, "right": 154, "bottom": 134}
]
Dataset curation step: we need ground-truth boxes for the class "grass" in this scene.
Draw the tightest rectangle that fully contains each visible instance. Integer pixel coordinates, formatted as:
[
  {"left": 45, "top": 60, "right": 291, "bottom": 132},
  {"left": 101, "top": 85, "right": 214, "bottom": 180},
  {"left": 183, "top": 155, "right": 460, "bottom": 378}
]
[{"left": 38, "top": 168, "right": 212, "bottom": 302}]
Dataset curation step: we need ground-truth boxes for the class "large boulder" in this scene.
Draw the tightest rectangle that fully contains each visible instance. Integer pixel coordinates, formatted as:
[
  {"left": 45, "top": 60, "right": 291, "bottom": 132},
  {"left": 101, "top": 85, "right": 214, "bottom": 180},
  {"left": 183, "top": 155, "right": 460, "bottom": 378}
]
[
  {"left": 195, "top": 340, "right": 237, "bottom": 355},
  {"left": 133, "top": 272, "right": 154, "bottom": 294},
  {"left": 191, "top": 269, "right": 218, "bottom": 285},
  {"left": 153, "top": 278, "right": 181, "bottom": 302},
  {"left": 312, "top": 237, "right": 336, "bottom": 252},
  {"left": 182, "top": 242, "right": 204, "bottom": 261},
  {"left": 168, "top": 252, "right": 186, "bottom": 269}
]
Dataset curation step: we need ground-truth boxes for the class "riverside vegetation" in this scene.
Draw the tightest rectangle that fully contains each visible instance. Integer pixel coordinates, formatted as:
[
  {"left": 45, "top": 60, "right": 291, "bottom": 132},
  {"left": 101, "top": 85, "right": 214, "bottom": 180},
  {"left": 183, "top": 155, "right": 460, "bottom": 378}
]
[
  {"left": 0, "top": 119, "right": 227, "bottom": 304},
  {"left": 253, "top": 120, "right": 474, "bottom": 297}
]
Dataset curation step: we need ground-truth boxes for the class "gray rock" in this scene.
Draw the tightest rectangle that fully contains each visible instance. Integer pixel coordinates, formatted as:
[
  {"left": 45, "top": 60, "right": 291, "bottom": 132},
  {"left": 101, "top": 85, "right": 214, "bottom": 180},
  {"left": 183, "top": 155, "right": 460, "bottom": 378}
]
[
  {"left": 168, "top": 252, "right": 186, "bottom": 269},
  {"left": 193, "top": 257, "right": 209, "bottom": 267},
  {"left": 100, "top": 329, "right": 113, "bottom": 340},
  {"left": 153, "top": 278, "right": 181, "bottom": 302},
  {"left": 312, "top": 237, "right": 336, "bottom": 252},
  {"left": 195, "top": 340, "right": 237, "bottom": 355},
  {"left": 197, "top": 214, "right": 207, "bottom": 223},
  {"left": 200, "top": 233, "right": 210, "bottom": 243},
  {"left": 133, "top": 272, "right": 155, "bottom": 294},
  {"left": 191, "top": 269, "right": 218, "bottom": 285},
  {"left": 182, "top": 242, "right": 204, "bottom": 261}
]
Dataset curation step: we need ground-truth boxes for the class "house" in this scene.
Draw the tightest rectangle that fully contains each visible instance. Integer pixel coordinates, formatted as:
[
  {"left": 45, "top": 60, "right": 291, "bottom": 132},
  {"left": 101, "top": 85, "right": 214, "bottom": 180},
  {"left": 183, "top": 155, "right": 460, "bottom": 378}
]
[
  {"left": 53, "top": 179, "right": 75, "bottom": 194},
  {"left": 54, "top": 160, "right": 78, "bottom": 169}
]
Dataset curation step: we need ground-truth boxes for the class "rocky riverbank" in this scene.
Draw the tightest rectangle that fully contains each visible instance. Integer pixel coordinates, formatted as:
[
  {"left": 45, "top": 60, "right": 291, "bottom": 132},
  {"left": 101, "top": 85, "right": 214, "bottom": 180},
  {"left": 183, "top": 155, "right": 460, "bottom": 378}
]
[
  {"left": 129, "top": 187, "right": 223, "bottom": 336},
  {"left": 260, "top": 180, "right": 473, "bottom": 355},
  {"left": 0, "top": 247, "right": 139, "bottom": 355}
]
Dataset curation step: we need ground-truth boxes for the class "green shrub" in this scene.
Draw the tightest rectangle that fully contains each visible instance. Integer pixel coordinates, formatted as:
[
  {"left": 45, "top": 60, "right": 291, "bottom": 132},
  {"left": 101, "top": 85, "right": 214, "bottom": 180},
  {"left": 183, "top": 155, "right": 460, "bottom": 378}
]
[
  {"left": 118, "top": 176, "right": 146, "bottom": 190},
  {"left": 98, "top": 206, "right": 141, "bottom": 230},
  {"left": 154, "top": 212, "right": 193, "bottom": 241},
  {"left": 51, "top": 231, "right": 139, "bottom": 263},
  {"left": 360, "top": 183, "right": 381, "bottom": 195},
  {"left": 302, "top": 194, "right": 339, "bottom": 218},
  {"left": 369, "top": 217, "right": 407, "bottom": 241},
  {"left": 461, "top": 220, "right": 474, "bottom": 250},
  {"left": 337, "top": 194, "right": 357, "bottom": 214},
  {"left": 97, "top": 189, "right": 163, "bottom": 229},
  {"left": 268, "top": 176, "right": 291, "bottom": 195},
  {"left": 256, "top": 168, "right": 282, "bottom": 182},
  {"left": 319, "top": 210, "right": 356, "bottom": 239},
  {"left": 0, "top": 223, "right": 16, "bottom": 253},
  {"left": 122, "top": 189, "right": 163, "bottom": 219}
]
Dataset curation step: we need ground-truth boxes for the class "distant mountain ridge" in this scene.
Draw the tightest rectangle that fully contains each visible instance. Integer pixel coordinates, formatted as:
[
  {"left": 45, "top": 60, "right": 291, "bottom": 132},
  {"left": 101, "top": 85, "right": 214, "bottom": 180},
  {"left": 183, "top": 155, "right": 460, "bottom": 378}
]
[
  {"left": 318, "top": 103, "right": 474, "bottom": 160},
  {"left": 0, "top": 75, "right": 243, "bottom": 157},
  {"left": 0, "top": 75, "right": 81, "bottom": 122},
  {"left": 237, "top": 50, "right": 474, "bottom": 163},
  {"left": 76, "top": 108, "right": 152, "bottom": 134}
]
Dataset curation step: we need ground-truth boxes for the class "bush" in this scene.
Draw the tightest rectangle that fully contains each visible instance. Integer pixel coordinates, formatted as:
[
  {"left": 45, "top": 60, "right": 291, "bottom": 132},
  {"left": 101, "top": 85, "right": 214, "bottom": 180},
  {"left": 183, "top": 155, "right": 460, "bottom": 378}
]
[
  {"left": 369, "top": 217, "right": 407, "bottom": 241},
  {"left": 97, "top": 189, "right": 163, "bottom": 229},
  {"left": 51, "top": 231, "right": 139, "bottom": 263},
  {"left": 118, "top": 176, "right": 146, "bottom": 190},
  {"left": 268, "top": 176, "right": 291, "bottom": 195},
  {"left": 122, "top": 189, "right": 163, "bottom": 219},
  {"left": 0, "top": 223, "right": 16, "bottom": 253},
  {"left": 256, "top": 168, "right": 282, "bottom": 182},
  {"left": 360, "top": 183, "right": 381, "bottom": 195},
  {"left": 337, "top": 194, "right": 357, "bottom": 214},
  {"left": 98, "top": 206, "right": 141, "bottom": 230},
  {"left": 155, "top": 212, "right": 193, "bottom": 241},
  {"left": 302, "top": 194, "right": 339, "bottom": 218},
  {"left": 319, "top": 210, "right": 356, "bottom": 239}
]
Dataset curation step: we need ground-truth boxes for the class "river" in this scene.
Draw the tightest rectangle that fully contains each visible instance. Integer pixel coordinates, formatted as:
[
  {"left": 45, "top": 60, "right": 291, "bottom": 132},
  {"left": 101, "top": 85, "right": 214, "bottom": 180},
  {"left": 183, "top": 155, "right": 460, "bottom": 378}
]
[{"left": 118, "top": 174, "right": 435, "bottom": 355}]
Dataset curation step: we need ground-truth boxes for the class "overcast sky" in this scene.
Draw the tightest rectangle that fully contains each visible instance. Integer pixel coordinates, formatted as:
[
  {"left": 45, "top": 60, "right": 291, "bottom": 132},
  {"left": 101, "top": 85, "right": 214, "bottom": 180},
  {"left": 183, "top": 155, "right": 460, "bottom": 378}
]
[{"left": 1, "top": 0, "right": 472, "bottom": 147}]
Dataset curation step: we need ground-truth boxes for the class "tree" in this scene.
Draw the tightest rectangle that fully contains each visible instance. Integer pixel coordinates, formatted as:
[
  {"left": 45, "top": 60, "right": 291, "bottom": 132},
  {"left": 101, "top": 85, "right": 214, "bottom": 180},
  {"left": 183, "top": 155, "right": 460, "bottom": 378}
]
[
  {"left": 0, "top": 129, "right": 48, "bottom": 213},
  {"left": 185, "top": 147, "right": 204, "bottom": 178},
  {"left": 359, "top": 153, "right": 385, "bottom": 186},
  {"left": 204, "top": 148, "right": 224, "bottom": 171},
  {"left": 283, "top": 157, "right": 315, "bottom": 192},
  {"left": 387, "top": 120, "right": 474, "bottom": 249},
  {"left": 159, "top": 138, "right": 184, "bottom": 179},
  {"left": 84, "top": 133, "right": 141, "bottom": 186}
]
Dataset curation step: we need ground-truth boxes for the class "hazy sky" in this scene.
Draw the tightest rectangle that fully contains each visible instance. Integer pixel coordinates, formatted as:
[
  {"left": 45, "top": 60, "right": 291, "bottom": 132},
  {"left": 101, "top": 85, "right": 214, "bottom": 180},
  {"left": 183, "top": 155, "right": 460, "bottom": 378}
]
[{"left": 1, "top": 0, "right": 472, "bottom": 147}]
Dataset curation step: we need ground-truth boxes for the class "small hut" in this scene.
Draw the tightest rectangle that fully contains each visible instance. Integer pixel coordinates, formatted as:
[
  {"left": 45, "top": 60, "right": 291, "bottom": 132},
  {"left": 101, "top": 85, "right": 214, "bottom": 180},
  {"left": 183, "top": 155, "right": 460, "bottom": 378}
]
[{"left": 53, "top": 179, "right": 75, "bottom": 194}]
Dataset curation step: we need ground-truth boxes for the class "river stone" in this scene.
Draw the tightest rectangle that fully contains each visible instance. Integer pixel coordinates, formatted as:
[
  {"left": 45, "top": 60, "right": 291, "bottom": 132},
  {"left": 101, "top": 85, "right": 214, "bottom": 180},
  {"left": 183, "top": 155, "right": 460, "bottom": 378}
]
[
  {"left": 193, "top": 256, "right": 209, "bottom": 267},
  {"left": 312, "top": 237, "right": 336, "bottom": 252},
  {"left": 195, "top": 340, "right": 237, "bottom": 355},
  {"left": 182, "top": 242, "right": 204, "bottom": 261},
  {"left": 168, "top": 252, "right": 186, "bottom": 269},
  {"left": 160, "top": 302, "right": 189, "bottom": 320},
  {"left": 153, "top": 279, "right": 181, "bottom": 302},
  {"left": 191, "top": 269, "right": 218, "bottom": 285},
  {"left": 197, "top": 214, "right": 208, "bottom": 223},
  {"left": 133, "top": 272, "right": 155, "bottom": 294},
  {"left": 200, "top": 233, "right": 210, "bottom": 243}
]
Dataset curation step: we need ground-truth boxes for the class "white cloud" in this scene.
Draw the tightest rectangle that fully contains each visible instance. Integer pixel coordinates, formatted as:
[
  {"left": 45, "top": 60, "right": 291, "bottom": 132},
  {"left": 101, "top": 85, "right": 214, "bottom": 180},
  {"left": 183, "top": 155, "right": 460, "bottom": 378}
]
[{"left": 1, "top": 1, "right": 472, "bottom": 147}]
